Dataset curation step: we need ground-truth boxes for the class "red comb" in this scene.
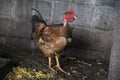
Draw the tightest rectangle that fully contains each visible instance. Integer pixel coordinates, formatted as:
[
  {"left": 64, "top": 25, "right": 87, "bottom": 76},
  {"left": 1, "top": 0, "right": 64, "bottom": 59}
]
[{"left": 68, "top": 9, "right": 76, "bottom": 16}]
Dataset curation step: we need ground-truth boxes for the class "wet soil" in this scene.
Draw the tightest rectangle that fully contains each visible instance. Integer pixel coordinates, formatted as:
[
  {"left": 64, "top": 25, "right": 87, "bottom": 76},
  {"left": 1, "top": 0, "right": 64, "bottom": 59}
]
[{"left": 0, "top": 44, "right": 108, "bottom": 80}]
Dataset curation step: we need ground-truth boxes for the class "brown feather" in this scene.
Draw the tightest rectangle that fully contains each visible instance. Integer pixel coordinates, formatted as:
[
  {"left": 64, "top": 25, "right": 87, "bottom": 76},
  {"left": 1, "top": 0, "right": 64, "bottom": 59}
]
[{"left": 34, "top": 22, "right": 72, "bottom": 57}]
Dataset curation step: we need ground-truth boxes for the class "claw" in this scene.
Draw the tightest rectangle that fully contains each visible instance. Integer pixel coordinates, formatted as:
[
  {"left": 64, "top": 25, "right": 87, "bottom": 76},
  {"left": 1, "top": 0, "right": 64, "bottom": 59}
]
[
  {"left": 49, "top": 67, "right": 55, "bottom": 72},
  {"left": 55, "top": 65, "right": 67, "bottom": 73}
]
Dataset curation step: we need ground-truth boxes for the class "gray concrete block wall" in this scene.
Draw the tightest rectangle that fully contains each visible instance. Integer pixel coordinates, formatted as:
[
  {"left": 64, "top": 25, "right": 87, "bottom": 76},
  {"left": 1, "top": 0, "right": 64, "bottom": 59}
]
[
  {"left": 75, "top": 0, "right": 116, "bottom": 6},
  {"left": 64, "top": 27, "right": 113, "bottom": 61},
  {"left": 0, "top": 0, "right": 13, "bottom": 17},
  {"left": 74, "top": 6, "right": 116, "bottom": 30},
  {"left": 0, "top": 0, "right": 119, "bottom": 61},
  {"left": 72, "top": 27, "right": 113, "bottom": 51}
]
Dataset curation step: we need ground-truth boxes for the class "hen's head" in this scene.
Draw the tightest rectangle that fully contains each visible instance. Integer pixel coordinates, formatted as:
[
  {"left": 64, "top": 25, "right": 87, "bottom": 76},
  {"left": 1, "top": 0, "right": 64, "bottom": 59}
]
[{"left": 63, "top": 9, "right": 77, "bottom": 26}]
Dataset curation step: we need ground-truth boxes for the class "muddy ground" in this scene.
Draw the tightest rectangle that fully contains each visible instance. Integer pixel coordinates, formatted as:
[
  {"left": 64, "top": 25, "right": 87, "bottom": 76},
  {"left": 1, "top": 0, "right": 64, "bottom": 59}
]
[{"left": 0, "top": 44, "right": 108, "bottom": 80}]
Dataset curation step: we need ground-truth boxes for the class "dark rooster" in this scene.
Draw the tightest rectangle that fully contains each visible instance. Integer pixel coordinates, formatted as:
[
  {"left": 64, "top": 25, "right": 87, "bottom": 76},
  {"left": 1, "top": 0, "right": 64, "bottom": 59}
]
[{"left": 31, "top": 8, "right": 77, "bottom": 73}]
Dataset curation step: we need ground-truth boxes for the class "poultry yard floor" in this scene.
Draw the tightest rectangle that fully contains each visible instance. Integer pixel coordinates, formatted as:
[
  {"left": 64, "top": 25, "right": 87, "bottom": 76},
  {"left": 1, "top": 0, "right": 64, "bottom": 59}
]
[{"left": 0, "top": 44, "right": 108, "bottom": 80}]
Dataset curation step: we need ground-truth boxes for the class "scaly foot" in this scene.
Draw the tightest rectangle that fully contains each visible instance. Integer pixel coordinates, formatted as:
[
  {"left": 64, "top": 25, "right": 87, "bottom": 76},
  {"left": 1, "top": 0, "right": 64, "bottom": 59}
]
[
  {"left": 55, "top": 65, "right": 67, "bottom": 73},
  {"left": 49, "top": 67, "right": 55, "bottom": 72}
]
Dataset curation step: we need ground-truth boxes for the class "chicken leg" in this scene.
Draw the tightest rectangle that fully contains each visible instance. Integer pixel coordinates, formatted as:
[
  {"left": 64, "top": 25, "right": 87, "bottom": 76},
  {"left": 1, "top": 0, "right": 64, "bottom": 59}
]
[
  {"left": 55, "top": 55, "right": 67, "bottom": 73},
  {"left": 48, "top": 57, "right": 55, "bottom": 71}
]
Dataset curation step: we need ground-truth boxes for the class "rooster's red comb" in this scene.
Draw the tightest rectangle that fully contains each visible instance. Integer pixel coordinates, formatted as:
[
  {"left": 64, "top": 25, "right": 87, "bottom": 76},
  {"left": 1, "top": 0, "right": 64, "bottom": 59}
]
[{"left": 68, "top": 8, "right": 76, "bottom": 16}]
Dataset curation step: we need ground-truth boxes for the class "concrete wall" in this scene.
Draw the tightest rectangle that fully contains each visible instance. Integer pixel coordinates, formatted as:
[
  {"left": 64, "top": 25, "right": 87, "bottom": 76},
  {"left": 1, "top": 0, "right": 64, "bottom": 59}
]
[{"left": 0, "top": 0, "right": 119, "bottom": 62}]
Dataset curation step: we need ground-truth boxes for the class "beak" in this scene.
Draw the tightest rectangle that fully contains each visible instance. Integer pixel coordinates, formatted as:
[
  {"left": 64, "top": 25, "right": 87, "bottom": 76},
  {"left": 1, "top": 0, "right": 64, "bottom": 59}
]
[{"left": 74, "top": 16, "right": 77, "bottom": 19}]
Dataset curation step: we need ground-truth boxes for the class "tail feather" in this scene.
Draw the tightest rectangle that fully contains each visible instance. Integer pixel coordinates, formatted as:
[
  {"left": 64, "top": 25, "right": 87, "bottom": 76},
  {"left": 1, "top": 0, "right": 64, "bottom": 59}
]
[
  {"left": 31, "top": 8, "right": 46, "bottom": 31},
  {"left": 31, "top": 8, "right": 44, "bottom": 20}
]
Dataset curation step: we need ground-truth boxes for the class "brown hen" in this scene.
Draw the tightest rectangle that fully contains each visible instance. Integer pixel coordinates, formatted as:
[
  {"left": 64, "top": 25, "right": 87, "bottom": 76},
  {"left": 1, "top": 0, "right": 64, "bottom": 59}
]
[{"left": 31, "top": 8, "right": 77, "bottom": 73}]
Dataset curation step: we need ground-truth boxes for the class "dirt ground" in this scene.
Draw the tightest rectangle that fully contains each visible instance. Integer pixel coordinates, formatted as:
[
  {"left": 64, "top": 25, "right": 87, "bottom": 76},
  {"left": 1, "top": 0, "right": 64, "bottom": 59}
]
[{"left": 0, "top": 44, "right": 108, "bottom": 80}]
